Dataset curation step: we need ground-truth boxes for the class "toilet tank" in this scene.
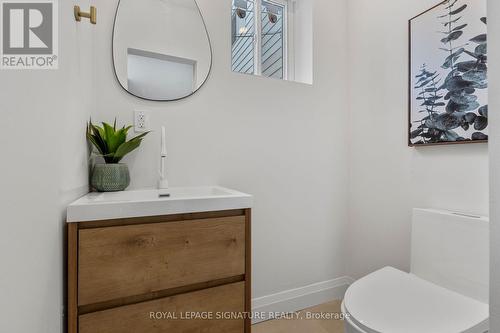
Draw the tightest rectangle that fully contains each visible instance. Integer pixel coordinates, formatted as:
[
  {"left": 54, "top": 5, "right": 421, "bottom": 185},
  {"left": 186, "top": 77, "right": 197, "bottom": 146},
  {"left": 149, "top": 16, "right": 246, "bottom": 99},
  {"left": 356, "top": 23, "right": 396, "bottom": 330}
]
[{"left": 411, "top": 208, "right": 489, "bottom": 303}]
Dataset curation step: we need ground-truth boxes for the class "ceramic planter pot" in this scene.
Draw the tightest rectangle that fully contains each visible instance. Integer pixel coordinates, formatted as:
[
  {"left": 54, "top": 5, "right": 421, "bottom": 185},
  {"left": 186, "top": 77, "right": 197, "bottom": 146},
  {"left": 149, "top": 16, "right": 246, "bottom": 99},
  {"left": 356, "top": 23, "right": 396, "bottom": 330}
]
[{"left": 91, "top": 163, "right": 130, "bottom": 192}]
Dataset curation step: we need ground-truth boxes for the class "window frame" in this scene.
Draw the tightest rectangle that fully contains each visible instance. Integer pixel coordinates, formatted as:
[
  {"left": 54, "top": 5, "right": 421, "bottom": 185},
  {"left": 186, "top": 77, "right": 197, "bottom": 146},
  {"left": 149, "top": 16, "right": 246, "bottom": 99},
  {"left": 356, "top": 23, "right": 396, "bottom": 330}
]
[
  {"left": 255, "top": 0, "right": 289, "bottom": 80},
  {"left": 231, "top": 0, "right": 296, "bottom": 81}
]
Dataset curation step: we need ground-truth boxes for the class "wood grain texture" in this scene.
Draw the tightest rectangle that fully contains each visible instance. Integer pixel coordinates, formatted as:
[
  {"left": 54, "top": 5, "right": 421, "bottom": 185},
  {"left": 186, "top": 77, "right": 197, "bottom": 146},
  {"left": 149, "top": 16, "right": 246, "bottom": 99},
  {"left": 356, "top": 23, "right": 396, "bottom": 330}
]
[
  {"left": 252, "top": 300, "right": 343, "bottom": 333},
  {"left": 77, "top": 209, "right": 246, "bottom": 229},
  {"left": 68, "top": 223, "right": 78, "bottom": 333},
  {"left": 79, "top": 282, "right": 245, "bottom": 333},
  {"left": 245, "top": 209, "right": 252, "bottom": 333},
  {"left": 78, "top": 275, "right": 245, "bottom": 315},
  {"left": 78, "top": 216, "right": 246, "bottom": 306}
]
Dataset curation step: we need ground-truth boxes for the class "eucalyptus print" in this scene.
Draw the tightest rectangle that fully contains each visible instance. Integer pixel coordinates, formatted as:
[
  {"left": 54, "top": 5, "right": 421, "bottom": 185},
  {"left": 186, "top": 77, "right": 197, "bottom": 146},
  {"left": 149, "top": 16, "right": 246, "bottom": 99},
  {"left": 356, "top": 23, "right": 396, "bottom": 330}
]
[{"left": 410, "top": 0, "right": 488, "bottom": 145}]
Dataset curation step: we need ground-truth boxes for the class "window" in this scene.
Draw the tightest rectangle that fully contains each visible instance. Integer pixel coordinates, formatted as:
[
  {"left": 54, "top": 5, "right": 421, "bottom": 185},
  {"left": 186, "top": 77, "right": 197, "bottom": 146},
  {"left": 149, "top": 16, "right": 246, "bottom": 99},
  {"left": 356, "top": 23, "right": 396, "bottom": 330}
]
[{"left": 232, "top": 0, "right": 288, "bottom": 80}]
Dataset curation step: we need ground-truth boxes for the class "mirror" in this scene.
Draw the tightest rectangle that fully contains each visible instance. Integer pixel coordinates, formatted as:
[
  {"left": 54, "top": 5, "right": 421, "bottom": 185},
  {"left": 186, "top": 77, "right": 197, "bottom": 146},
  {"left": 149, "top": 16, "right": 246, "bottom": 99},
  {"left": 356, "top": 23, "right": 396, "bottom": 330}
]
[{"left": 113, "top": 0, "right": 212, "bottom": 101}]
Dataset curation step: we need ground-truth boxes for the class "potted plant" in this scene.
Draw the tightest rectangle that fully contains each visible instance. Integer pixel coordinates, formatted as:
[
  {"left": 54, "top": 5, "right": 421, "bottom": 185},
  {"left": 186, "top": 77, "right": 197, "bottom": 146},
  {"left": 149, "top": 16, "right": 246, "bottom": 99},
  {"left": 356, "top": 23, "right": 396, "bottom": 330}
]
[{"left": 87, "top": 120, "right": 149, "bottom": 192}]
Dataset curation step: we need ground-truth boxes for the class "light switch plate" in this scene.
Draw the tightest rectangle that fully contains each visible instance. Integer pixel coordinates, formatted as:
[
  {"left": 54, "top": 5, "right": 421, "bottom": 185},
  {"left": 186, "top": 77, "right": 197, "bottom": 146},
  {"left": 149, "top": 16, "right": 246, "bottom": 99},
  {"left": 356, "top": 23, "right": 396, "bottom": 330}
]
[{"left": 134, "top": 110, "right": 150, "bottom": 133}]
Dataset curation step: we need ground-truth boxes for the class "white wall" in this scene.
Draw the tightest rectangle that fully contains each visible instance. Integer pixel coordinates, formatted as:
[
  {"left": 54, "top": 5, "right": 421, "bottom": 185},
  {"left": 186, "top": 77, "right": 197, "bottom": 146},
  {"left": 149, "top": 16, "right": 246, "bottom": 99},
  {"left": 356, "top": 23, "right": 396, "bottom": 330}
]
[
  {"left": 1, "top": 0, "right": 492, "bottom": 331},
  {"left": 0, "top": 1, "right": 94, "bottom": 332},
  {"left": 488, "top": 0, "right": 500, "bottom": 328},
  {"left": 347, "top": 0, "right": 489, "bottom": 279},
  {"left": 92, "top": 0, "right": 350, "bottom": 300},
  {"left": 292, "top": 0, "right": 313, "bottom": 84}
]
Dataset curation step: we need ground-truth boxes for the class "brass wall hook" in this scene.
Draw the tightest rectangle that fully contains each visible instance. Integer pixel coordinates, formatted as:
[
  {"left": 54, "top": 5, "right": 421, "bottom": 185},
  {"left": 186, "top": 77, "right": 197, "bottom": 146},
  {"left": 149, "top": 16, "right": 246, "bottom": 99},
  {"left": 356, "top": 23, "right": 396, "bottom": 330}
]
[{"left": 74, "top": 5, "right": 97, "bottom": 25}]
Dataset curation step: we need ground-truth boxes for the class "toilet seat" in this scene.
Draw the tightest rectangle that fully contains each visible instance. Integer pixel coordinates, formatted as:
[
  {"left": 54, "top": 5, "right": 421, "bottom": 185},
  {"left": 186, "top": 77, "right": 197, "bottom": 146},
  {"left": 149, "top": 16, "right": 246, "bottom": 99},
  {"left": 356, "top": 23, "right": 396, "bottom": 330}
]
[{"left": 342, "top": 267, "right": 489, "bottom": 333}]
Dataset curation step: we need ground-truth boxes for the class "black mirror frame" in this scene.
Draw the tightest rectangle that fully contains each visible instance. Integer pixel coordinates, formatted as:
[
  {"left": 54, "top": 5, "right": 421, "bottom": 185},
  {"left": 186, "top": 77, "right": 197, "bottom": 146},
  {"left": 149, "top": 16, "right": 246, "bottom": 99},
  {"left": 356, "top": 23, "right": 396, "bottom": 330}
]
[{"left": 111, "top": 0, "right": 213, "bottom": 102}]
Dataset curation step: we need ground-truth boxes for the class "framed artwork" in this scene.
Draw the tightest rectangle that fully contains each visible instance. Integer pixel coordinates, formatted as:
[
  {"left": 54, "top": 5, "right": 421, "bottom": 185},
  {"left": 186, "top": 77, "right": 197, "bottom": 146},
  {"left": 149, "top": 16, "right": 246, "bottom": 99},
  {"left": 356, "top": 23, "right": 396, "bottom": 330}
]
[{"left": 409, "top": 0, "right": 487, "bottom": 146}]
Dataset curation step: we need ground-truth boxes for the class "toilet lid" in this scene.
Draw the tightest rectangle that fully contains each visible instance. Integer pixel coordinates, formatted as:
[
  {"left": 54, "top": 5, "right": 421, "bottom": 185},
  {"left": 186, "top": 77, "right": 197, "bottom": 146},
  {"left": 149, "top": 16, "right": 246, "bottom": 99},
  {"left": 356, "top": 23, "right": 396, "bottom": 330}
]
[{"left": 343, "top": 267, "right": 489, "bottom": 333}]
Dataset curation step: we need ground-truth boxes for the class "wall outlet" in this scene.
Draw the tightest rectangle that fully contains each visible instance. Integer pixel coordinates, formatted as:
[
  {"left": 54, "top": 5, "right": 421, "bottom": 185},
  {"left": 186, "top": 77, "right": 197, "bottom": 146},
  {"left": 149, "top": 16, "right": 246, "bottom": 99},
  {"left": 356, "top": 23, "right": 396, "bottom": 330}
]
[{"left": 134, "top": 110, "right": 150, "bottom": 132}]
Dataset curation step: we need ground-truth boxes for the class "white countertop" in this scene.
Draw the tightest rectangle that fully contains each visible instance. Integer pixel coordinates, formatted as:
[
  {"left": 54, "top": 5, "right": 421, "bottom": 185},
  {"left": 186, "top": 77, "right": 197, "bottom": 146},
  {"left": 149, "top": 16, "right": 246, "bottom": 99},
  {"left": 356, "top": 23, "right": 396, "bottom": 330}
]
[{"left": 67, "top": 186, "right": 253, "bottom": 222}]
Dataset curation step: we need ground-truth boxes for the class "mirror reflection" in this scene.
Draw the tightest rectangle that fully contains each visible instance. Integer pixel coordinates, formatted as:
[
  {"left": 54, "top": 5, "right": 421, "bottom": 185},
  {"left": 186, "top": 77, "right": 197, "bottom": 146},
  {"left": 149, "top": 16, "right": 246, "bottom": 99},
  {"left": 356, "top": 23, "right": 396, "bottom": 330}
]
[{"left": 113, "top": 0, "right": 212, "bottom": 101}]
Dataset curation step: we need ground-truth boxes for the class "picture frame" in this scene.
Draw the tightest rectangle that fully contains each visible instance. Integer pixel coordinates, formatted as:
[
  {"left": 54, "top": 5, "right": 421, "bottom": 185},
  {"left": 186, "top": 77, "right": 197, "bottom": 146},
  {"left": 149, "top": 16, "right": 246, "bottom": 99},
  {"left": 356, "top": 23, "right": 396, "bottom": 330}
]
[{"left": 408, "top": 0, "right": 488, "bottom": 147}]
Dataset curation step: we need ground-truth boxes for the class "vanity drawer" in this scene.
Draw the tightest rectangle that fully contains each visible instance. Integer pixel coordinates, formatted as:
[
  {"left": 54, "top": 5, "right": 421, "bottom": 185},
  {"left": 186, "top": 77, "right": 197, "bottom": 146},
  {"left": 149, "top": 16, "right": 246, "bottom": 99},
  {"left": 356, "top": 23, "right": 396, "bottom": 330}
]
[
  {"left": 78, "top": 216, "right": 246, "bottom": 306},
  {"left": 79, "top": 282, "right": 245, "bottom": 333}
]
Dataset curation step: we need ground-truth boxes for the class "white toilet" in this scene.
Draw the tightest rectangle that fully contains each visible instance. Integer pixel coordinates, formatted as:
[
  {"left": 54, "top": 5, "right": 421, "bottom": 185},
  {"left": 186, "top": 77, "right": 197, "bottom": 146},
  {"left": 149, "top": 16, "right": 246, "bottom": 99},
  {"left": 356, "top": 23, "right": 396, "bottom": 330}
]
[{"left": 342, "top": 208, "right": 489, "bottom": 333}]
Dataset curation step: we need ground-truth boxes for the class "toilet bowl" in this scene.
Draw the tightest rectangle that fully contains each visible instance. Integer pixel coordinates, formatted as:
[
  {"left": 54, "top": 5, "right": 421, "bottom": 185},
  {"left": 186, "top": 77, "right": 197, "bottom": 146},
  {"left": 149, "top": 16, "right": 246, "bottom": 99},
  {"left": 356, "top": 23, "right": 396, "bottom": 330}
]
[
  {"left": 342, "top": 209, "right": 489, "bottom": 333},
  {"left": 341, "top": 267, "right": 488, "bottom": 333}
]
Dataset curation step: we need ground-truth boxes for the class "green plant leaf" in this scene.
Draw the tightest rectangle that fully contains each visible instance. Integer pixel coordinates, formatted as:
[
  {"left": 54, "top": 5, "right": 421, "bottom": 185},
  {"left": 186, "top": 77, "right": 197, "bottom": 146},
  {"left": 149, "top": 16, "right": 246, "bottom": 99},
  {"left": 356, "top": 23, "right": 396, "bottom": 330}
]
[
  {"left": 91, "top": 122, "right": 106, "bottom": 141},
  {"left": 102, "top": 122, "right": 124, "bottom": 154},
  {"left": 102, "top": 122, "right": 114, "bottom": 141},
  {"left": 88, "top": 121, "right": 108, "bottom": 154},
  {"left": 112, "top": 140, "right": 141, "bottom": 163},
  {"left": 87, "top": 120, "right": 149, "bottom": 163},
  {"left": 87, "top": 132, "right": 104, "bottom": 155},
  {"left": 128, "top": 131, "right": 150, "bottom": 142}
]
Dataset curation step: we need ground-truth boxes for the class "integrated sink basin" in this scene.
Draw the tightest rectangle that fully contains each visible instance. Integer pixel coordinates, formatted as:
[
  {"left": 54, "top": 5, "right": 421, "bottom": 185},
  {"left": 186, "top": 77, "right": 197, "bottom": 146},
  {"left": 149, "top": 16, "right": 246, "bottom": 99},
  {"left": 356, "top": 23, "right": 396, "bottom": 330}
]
[{"left": 67, "top": 186, "right": 253, "bottom": 222}]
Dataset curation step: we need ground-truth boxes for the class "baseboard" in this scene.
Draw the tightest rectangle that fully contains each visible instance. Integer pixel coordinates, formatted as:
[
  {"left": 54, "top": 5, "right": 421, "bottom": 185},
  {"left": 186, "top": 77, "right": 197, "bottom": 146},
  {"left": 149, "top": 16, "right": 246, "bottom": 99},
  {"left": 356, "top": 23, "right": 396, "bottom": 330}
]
[{"left": 251, "top": 276, "right": 355, "bottom": 324}]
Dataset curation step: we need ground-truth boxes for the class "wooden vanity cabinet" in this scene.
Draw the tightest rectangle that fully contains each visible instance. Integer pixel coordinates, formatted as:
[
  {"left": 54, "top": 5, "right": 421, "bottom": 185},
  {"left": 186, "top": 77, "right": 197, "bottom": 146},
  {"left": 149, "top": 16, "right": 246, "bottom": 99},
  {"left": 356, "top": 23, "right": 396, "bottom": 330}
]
[{"left": 68, "top": 209, "right": 251, "bottom": 333}]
